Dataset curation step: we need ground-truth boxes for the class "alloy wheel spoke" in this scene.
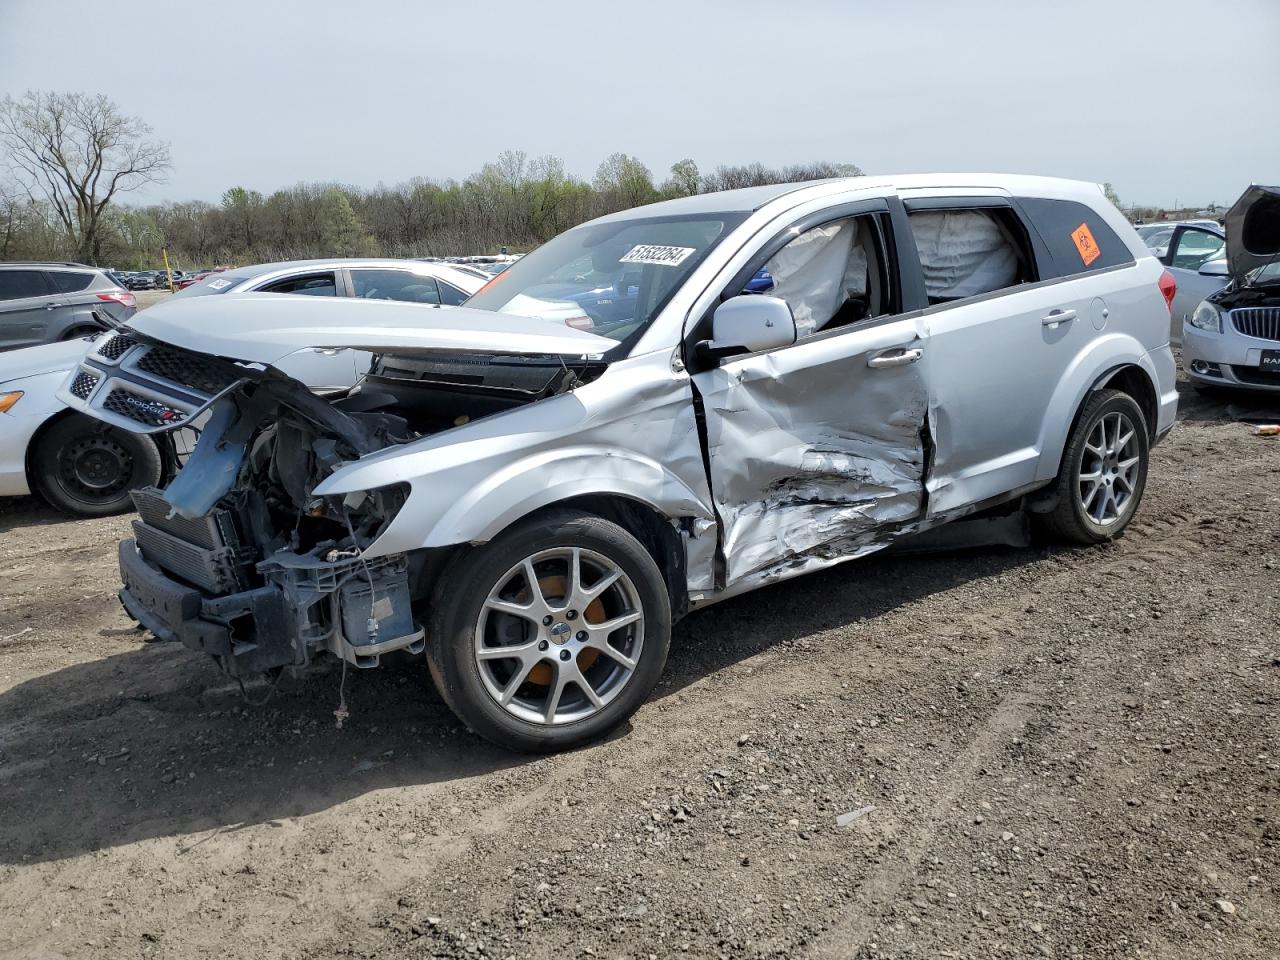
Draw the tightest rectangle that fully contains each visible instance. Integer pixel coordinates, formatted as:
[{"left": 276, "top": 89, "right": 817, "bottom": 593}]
[
  {"left": 476, "top": 639, "right": 540, "bottom": 661},
  {"left": 581, "top": 568, "right": 623, "bottom": 604},
  {"left": 589, "top": 609, "right": 642, "bottom": 637},
  {"left": 498, "top": 657, "right": 540, "bottom": 705},
  {"left": 1081, "top": 480, "right": 1102, "bottom": 509},
  {"left": 586, "top": 639, "right": 637, "bottom": 671},
  {"left": 484, "top": 597, "right": 540, "bottom": 623}
]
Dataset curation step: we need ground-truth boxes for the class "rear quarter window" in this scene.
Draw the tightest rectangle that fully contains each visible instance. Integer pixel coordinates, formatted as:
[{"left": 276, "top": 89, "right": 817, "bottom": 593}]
[
  {"left": 1017, "top": 198, "right": 1134, "bottom": 279},
  {"left": 49, "top": 271, "right": 95, "bottom": 293}
]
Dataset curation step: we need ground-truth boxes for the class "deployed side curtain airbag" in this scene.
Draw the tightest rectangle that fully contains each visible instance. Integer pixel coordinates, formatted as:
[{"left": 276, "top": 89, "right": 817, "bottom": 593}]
[
  {"left": 910, "top": 210, "right": 1018, "bottom": 300},
  {"left": 766, "top": 220, "right": 867, "bottom": 338}
]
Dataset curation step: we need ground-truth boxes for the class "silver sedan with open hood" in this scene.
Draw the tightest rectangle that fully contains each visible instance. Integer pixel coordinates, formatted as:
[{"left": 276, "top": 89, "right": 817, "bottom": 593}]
[
  {"left": 59, "top": 174, "right": 1178, "bottom": 752},
  {"left": 1182, "top": 184, "right": 1280, "bottom": 391}
]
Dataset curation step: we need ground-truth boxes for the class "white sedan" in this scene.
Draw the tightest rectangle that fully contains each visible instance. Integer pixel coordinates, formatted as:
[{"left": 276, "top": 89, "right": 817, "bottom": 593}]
[{"left": 0, "top": 259, "right": 485, "bottom": 516}]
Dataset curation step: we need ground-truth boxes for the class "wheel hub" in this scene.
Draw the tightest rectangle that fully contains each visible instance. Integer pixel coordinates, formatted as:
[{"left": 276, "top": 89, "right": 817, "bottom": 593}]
[{"left": 60, "top": 435, "right": 133, "bottom": 496}]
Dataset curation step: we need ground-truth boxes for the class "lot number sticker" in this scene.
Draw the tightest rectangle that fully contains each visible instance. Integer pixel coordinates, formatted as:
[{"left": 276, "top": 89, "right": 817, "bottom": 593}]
[
  {"left": 1071, "top": 223, "right": 1101, "bottom": 266},
  {"left": 207, "top": 277, "right": 233, "bottom": 290},
  {"left": 620, "top": 244, "right": 696, "bottom": 267}
]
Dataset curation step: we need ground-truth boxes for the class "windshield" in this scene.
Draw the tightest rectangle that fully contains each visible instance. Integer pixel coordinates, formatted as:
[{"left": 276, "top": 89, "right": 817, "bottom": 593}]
[
  {"left": 173, "top": 273, "right": 245, "bottom": 297},
  {"left": 465, "top": 212, "right": 747, "bottom": 341}
]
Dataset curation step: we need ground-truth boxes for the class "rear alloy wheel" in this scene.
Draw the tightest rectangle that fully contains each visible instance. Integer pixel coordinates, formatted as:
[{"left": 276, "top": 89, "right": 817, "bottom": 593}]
[
  {"left": 427, "top": 510, "right": 670, "bottom": 752},
  {"left": 1036, "top": 389, "right": 1149, "bottom": 544},
  {"left": 32, "top": 415, "right": 163, "bottom": 517}
]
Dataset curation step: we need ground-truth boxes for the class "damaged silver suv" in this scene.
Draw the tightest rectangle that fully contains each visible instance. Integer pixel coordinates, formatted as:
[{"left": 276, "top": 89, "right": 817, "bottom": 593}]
[{"left": 59, "top": 174, "right": 1179, "bottom": 752}]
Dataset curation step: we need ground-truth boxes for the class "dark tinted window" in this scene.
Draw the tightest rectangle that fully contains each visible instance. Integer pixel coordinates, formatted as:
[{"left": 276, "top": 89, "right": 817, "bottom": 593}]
[
  {"left": 49, "top": 270, "right": 95, "bottom": 293},
  {"left": 0, "top": 269, "right": 52, "bottom": 301},
  {"left": 438, "top": 280, "right": 470, "bottom": 305},
  {"left": 1017, "top": 198, "right": 1135, "bottom": 278},
  {"left": 259, "top": 272, "right": 337, "bottom": 296},
  {"left": 350, "top": 269, "right": 441, "bottom": 304}
]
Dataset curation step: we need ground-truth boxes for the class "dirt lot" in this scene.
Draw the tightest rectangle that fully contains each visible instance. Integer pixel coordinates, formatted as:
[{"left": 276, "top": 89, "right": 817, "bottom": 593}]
[{"left": 0, "top": 383, "right": 1277, "bottom": 960}]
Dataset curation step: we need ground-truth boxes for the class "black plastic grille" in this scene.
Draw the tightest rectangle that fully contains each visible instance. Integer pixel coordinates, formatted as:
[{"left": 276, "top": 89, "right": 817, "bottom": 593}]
[
  {"left": 69, "top": 370, "right": 99, "bottom": 400},
  {"left": 1230, "top": 308, "right": 1280, "bottom": 342},
  {"left": 136, "top": 346, "right": 239, "bottom": 395},
  {"left": 96, "top": 332, "right": 138, "bottom": 361},
  {"left": 102, "top": 387, "right": 184, "bottom": 427},
  {"left": 1229, "top": 365, "right": 1280, "bottom": 387}
]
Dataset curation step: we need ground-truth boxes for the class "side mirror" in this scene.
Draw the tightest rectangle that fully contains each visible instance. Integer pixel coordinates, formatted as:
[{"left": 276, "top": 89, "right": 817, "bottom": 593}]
[
  {"left": 697, "top": 295, "right": 796, "bottom": 362},
  {"left": 1199, "top": 259, "right": 1229, "bottom": 278}
]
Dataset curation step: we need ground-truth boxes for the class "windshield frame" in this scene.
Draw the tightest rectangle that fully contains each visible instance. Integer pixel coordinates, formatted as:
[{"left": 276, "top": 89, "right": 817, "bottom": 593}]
[{"left": 464, "top": 209, "right": 751, "bottom": 358}]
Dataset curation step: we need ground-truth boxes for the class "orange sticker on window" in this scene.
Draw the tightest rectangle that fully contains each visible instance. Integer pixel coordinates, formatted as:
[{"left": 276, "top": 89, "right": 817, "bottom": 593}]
[{"left": 1071, "top": 223, "right": 1101, "bottom": 266}]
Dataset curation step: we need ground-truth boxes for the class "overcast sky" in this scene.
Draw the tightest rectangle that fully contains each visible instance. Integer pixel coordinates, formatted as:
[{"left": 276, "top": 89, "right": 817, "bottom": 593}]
[{"left": 2, "top": 0, "right": 1276, "bottom": 210}]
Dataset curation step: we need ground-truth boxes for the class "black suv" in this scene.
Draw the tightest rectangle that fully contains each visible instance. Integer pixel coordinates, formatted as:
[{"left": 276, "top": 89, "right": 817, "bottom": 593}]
[{"left": 0, "top": 262, "right": 138, "bottom": 351}]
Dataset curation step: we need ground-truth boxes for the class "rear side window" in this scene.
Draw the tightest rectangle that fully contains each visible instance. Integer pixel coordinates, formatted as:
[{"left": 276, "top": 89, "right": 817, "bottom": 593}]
[
  {"left": 350, "top": 269, "right": 440, "bottom": 304},
  {"left": 259, "top": 272, "right": 337, "bottom": 296},
  {"left": 0, "top": 269, "right": 52, "bottom": 301},
  {"left": 1017, "top": 197, "right": 1134, "bottom": 278},
  {"left": 49, "top": 271, "right": 95, "bottom": 293},
  {"left": 906, "top": 207, "right": 1037, "bottom": 304},
  {"left": 438, "top": 281, "right": 470, "bottom": 305}
]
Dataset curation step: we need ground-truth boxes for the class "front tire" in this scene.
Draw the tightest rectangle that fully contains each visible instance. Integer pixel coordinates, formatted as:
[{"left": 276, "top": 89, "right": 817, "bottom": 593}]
[
  {"left": 426, "top": 509, "right": 671, "bottom": 753},
  {"left": 31, "top": 414, "right": 163, "bottom": 517},
  {"left": 1036, "top": 389, "right": 1149, "bottom": 544}
]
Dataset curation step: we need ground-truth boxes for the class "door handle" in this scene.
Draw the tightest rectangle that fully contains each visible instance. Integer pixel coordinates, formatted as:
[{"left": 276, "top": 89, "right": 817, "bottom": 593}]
[
  {"left": 1041, "top": 309, "right": 1077, "bottom": 327},
  {"left": 867, "top": 347, "right": 924, "bottom": 369},
  {"left": 311, "top": 347, "right": 341, "bottom": 355},
  {"left": 44, "top": 302, "right": 59, "bottom": 310}
]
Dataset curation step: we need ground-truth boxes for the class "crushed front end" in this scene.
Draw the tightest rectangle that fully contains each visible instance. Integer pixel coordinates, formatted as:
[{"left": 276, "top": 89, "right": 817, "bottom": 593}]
[{"left": 64, "top": 330, "right": 423, "bottom": 676}]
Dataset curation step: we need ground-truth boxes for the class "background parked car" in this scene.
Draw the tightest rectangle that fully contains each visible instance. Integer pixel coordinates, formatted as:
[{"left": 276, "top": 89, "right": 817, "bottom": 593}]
[
  {"left": 0, "top": 262, "right": 136, "bottom": 351},
  {"left": 1182, "top": 184, "right": 1280, "bottom": 394},
  {"left": 1157, "top": 223, "right": 1229, "bottom": 339},
  {"left": 0, "top": 258, "right": 486, "bottom": 515}
]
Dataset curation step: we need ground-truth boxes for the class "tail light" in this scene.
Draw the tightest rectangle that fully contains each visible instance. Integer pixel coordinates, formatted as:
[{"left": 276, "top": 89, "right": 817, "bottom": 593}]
[
  {"left": 97, "top": 291, "right": 137, "bottom": 309},
  {"left": 564, "top": 315, "right": 594, "bottom": 331},
  {"left": 1157, "top": 270, "right": 1177, "bottom": 312}
]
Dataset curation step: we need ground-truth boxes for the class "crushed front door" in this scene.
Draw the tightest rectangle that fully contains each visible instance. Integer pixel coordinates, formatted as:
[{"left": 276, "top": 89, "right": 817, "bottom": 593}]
[{"left": 692, "top": 316, "right": 931, "bottom": 589}]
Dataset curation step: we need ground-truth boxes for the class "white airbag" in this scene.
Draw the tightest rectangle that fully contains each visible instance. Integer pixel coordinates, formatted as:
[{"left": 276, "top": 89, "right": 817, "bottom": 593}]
[
  {"left": 766, "top": 220, "right": 867, "bottom": 338},
  {"left": 911, "top": 210, "right": 1017, "bottom": 299}
]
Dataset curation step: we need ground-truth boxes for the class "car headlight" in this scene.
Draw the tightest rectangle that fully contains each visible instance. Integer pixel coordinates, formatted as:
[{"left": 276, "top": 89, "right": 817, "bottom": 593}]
[
  {"left": 1188, "top": 302, "right": 1222, "bottom": 333},
  {"left": 0, "top": 391, "right": 23, "bottom": 414}
]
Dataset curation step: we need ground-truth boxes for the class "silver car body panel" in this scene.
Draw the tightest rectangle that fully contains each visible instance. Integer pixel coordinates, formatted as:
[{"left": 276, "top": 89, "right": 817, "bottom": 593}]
[{"left": 59, "top": 174, "right": 1179, "bottom": 610}]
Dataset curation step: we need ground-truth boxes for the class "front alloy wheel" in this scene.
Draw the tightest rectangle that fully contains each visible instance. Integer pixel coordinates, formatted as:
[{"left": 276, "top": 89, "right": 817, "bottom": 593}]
[
  {"left": 427, "top": 510, "right": 671, "bottom": 752},
  {"left": 475, "top": 547, "right": 644, "bottom": 725}
]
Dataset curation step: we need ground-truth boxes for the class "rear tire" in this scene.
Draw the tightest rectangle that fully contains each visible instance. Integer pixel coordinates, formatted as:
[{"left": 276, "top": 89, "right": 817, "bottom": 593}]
[
  {"left": 31, "top": 414, "right": 163, "bottom": 517},
  {"left": 1036, "top": 389, "right": 1149, "bottom": 545},
  {"left": 426, "top": 509, "right": 671, "bottom": 753}
]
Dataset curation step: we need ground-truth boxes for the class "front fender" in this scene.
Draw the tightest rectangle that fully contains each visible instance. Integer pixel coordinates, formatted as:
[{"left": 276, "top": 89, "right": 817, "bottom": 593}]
[{"left": 1033, "top": 332, "right": 1159, "bottom": 483}]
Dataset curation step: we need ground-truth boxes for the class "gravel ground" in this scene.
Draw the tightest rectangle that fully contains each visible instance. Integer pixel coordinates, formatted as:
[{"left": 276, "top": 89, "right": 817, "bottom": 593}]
[{"left": 0, "top": 382, "right": 1277, "bottom": 960}]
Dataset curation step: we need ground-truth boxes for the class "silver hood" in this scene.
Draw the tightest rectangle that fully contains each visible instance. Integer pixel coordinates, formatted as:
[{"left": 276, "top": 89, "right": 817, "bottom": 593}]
[
  {"left": 0, "top": 337, "right": 99, "bottom": 385},
  {"left": 1224, "top": 184, "right": 1280, "bottom": 281},
  {"left": 124, "top": 293, "right": 615, "bottom": 364}
]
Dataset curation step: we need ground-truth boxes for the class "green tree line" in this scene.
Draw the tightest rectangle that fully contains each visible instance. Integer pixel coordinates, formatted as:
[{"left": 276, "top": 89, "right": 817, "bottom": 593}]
[{"left": 1, "top": 149, "right": 862, "bottom": 269}]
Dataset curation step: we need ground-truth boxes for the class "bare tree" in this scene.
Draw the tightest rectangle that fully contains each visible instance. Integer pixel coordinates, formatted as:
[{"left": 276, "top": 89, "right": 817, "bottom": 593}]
[{"left": 0, "top": 91, "right": 170, "bottom": 263}]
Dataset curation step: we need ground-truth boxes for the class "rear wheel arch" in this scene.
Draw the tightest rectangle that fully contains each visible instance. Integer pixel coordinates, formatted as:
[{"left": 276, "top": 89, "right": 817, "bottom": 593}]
[{"left": 1095, "top": 364, "right": 1158, "bottom": 440}]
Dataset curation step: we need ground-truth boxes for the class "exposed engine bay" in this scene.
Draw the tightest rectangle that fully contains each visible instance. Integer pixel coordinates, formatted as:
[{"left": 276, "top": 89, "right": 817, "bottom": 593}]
[{"left": 73, "top": 329, "right": 606, "bottom": 678}]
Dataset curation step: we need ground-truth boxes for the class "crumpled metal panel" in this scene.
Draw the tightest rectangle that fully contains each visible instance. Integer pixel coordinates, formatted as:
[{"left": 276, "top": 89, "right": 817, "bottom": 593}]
[{"left": 694, "top": 318, "right": 929, "bottom": 588}]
